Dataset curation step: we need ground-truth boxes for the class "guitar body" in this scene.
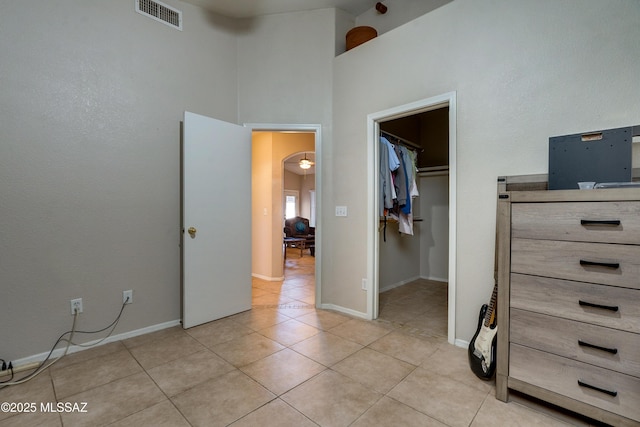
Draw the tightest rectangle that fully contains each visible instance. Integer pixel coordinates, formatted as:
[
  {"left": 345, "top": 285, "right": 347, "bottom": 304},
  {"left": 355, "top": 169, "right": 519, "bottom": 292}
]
[
  {"left": 468, "top": 283, "right": 498, "bottom": 380},
  {"left": 468, "top": 304, "right": 498, "bottom": 380}
]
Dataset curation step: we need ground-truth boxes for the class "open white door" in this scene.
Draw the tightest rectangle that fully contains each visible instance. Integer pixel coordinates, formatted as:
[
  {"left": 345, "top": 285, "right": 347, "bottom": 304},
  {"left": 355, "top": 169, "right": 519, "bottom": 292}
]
[{"left": 182, "top": 111, "right": 252, "bottom": 328}]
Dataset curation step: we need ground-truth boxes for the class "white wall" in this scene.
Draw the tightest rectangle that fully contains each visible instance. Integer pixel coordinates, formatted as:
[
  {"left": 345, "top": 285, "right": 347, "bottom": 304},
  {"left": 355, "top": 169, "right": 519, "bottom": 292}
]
[
  {"left": 4, "top": 0, "right": 639, "bottom": 362},
  {"left": 236, "top": 9, "right": 335, "bottom": 126},
  {"left": 283, "top": 171, "right": 315, "bottom": 220},
  {"left": 331, "top": 0, "right": 640, "bottom": 341},
  {"left": 2, "top": 2, "right": 336, "bottom": 363},
  {"left": 419, "top": 175, "right": 449, "bottom": 282},
  {"left": 377, "top": 176, "right": 448, "bottom": 291},
  {"left": 335, "top": 8, "right": 355, "bottom": 56},
  {"left": 0, "top": 0, "right": 239, "bottom": 361},
  {"left": 378, "top": 223, "right": 421, "bottom": 291},
  {"left": 237, "top": 8, "right": 336, "bottom": 304},
  {"left": 284, "top": 170, "right": 302, "bottom": 195},
  {"left": 251, "top": 132, "right": 276, "bottom": 280},
  {"left": 299, "top": 174, "right": 316, "bottom": 220}
]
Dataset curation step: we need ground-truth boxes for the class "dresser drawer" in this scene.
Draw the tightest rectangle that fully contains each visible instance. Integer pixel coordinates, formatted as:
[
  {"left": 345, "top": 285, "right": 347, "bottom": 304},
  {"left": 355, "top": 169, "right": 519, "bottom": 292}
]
[
  {"left": 510, "top": 309, "right": 640, "bottom": 376},
  {"left": 510, "top": 344, "right": 640, "bottom": 422},
  {"left": 511, "top": 273, "right": 640, "bottom": 333},
  {"left": 511, "top": 238, "right": 640, "bottom": 290},
  {"left": 512, "top": 201, "right": 640, "bottom": 244}
]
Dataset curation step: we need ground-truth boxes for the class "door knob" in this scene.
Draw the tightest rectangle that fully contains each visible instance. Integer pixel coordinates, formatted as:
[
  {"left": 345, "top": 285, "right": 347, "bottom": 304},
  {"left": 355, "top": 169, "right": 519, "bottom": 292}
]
[{"left": 187, "top": 227, "right": 197, "bottom": 238}]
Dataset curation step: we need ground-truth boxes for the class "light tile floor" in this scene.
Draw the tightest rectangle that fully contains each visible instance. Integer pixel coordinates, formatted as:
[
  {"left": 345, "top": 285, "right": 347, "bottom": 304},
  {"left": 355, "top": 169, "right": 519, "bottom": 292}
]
[{"left": 0, "top": 250, "right": 597, "bottom": 426}]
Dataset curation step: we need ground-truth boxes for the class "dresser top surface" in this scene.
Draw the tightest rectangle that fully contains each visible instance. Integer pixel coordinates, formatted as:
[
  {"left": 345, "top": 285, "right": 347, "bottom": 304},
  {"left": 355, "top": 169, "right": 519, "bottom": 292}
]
[
  {"left": 498, "top": 174, "right": 640, "bottom": 203},
  {"left": 503, "top": 188, "right": 640, "bottom": 203}
]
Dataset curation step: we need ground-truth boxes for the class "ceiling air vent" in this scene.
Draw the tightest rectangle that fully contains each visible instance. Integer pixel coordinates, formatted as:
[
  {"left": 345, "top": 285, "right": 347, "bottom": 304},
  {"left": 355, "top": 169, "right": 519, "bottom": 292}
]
[{"left": 136, "top": 0, "right": 182, "bottom": 31}]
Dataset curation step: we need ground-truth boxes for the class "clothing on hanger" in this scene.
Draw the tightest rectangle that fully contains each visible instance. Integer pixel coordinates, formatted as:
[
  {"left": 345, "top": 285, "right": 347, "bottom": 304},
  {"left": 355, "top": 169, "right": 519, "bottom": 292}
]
[{"left": 379, "top": 135, "right": 420, "bottom": 236}]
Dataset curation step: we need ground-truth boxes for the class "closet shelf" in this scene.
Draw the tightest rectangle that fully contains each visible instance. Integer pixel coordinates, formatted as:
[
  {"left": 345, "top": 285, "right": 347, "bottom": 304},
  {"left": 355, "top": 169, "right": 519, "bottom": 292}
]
[
  {"left": 418, "top": 166, "right": 449, "bottom": 177},
  {"left": 380, "top": 217, "right": 423, "bottom": 223}
]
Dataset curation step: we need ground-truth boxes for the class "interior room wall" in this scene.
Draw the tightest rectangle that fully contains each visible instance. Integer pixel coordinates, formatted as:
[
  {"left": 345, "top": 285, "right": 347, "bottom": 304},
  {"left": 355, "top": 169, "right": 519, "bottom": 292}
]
[
  {"left": 330, "top": 0, "right": 640, "bottom": 342},
  {"left": 236, "top": 8, "right": 335, "bottom": 299},
  {"left": 419, "top": 108, "right": 449, "bottom": 168},
  {"left": 299, "top": 173, "right": 316, "bottom": 220},
  {"left": 5, "top": 0, "right": 638, "bottom": 363},
  {"left": 3, "top": 2, "right": 335, "bottom": 362},
  {"left": 335, "top": 8, "right": 355, "bottom": 56},
  {"left": 236, "top": 9, "right": 335, "bottom": 126},
  {"left": 284, "top": 170, "right": 301, "bottom": 187},
  {"left": 283, "top": 169, "right": 316, "bottom": 220},
  {"left": 0, "top": 0, "right": 240, "bottom": 361},
  {"left": 378, "top": 174, "right": 449, "bottom": 290},
  {"left": 419, "top": 175, "right": 449, "bottom": 282},
  {"left": 251, "top": 132, "right": 275, "bottom": 280},
  {"left": 378, "top": 224, "right": 421, "bottom": 292}
]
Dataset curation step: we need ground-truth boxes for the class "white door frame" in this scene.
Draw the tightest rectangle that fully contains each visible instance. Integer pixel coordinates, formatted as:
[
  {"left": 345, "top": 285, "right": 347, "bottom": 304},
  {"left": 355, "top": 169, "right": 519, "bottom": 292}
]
[
  {"left": 367, "top": 92, "right": 457, "bottom": 345},
  {"left": 245, "top": 123, "right": 322, "bottom": 308}
]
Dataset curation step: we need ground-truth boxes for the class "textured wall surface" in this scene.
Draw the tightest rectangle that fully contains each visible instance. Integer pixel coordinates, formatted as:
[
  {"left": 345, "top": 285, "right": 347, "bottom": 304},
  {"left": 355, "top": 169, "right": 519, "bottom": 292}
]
[{"left": 0, "top": 0, "right": 239, "bottom": 360}]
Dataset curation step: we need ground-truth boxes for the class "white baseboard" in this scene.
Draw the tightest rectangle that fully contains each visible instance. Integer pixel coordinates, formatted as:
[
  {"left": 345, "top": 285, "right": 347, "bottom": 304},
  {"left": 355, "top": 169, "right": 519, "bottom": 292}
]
[
  {"left": 419, "top": 275, "right": 448, "bottom": 283},
  {"left": 11, "top": 319, "right": 181, "bottom": 368},
  {"left": 379, "top": 276, "right": 449, "bottom": 293},
  {"left": 378, "top": 275, "right": 421, "bottom": 293},
  {"left": 252, "top": 273, "right": 285, "bottom": 282},
  {"left": 318, "top": 303, "right": 368, "bottom": 320},
  {"left": 454, "top": 338, "right": 469, "bottom": 349}
]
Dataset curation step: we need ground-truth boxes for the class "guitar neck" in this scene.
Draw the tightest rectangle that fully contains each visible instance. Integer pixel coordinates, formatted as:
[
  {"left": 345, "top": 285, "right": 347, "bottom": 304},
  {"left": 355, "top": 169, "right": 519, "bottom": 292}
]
[{"left": 483, "top": 284, "right": 498, "bottom": 327}]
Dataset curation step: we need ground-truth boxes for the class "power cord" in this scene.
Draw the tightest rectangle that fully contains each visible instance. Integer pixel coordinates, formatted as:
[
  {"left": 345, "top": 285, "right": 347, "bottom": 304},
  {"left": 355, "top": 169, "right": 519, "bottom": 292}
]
[
  {"left": 0, "top": 359, "right": 13, "bottom": 383},
  {"left": 61, "top": 296, "right": 129, "bottom": 348},
  {"left": 0, "top": 309, "right": 78, "bottom": 387},
  {"left": 0, "top": 298, "right": 129, "bottom": 388}
]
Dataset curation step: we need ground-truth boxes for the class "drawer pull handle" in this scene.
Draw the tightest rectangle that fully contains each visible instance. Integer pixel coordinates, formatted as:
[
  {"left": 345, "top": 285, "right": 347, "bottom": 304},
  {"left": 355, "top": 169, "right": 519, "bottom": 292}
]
[
  {"left": 580, "top": 219, "right": 621, "bottom": 226},
  {"left": 578, "top": 300, "right": 619, "bottom": 312},
  {"left": 579, "top": 259, "right": 620, "bottom": 269},
  {"left": 578, "top": 340, "right": 618, "bottom": 355},
  {"left": 577, "top": 380, "right": 618, "bottom": 397}
]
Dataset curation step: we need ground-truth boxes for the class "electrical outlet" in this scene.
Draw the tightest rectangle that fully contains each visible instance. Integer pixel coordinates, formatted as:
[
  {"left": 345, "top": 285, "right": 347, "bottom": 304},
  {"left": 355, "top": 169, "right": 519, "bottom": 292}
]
[
  {"left": 70, "top": 298, "right": 83, "bottom": 315},
  {"left": 123, "top": 290, "right": 133, "bottom": 304},
  {"left": 335, "top": 205, "right": 347, "bottom": 217}
]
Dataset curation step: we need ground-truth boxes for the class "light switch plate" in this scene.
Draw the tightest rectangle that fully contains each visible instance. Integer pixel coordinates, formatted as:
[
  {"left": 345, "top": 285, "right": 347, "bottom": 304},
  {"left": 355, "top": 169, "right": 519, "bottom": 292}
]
[{"left": 335, "top": 206, "right": 347, "bottom": 216}]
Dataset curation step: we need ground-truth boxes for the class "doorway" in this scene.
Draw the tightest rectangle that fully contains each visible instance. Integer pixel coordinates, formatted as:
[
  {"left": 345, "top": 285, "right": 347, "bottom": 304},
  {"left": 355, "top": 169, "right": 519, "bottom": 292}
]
[
  {"left": 247, "top": 124, "right": 322, "bottom": 308},
  {"left": 283, "top": 151, "right": 316, "bottom": 266},
  {"left": 367, "top": 92, "right": 457, "bottom": 344},
  {"left": 283, "top": 151, "right": 316, "bottom": 226}
]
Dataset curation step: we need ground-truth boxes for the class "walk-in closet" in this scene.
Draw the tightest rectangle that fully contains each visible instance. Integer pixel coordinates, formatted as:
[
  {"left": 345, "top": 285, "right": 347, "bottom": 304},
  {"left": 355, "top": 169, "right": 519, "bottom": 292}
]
[{"left": 377, "top": 106, "right": 450, "bottom": 337}]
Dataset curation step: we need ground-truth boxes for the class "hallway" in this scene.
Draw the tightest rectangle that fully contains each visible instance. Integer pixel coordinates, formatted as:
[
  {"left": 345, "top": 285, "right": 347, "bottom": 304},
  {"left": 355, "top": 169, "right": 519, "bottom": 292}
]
[{"left": 251, "top": 247, "right": 316, "bottom": 309}]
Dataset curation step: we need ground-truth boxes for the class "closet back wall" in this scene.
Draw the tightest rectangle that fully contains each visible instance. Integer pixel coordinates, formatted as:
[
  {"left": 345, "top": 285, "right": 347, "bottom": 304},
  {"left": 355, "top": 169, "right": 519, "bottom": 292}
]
[
  {"left": 419, "top": 174, "right": 449, "bottom": 282},
  {"left": 378, "top": 174, "right": 448, "bottom": 291}
]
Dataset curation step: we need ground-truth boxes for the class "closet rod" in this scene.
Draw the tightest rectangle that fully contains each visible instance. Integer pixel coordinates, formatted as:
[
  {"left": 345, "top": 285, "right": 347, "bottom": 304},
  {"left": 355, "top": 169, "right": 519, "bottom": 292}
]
[{"left": 380, "top": 130, "right": 422, "bottom": 151}]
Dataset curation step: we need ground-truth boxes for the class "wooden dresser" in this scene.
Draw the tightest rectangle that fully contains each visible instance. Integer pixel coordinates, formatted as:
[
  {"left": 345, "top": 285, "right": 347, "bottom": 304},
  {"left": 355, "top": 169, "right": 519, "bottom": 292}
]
[{"left": 495, "top": 174, "right": 640, "bottom": 427}]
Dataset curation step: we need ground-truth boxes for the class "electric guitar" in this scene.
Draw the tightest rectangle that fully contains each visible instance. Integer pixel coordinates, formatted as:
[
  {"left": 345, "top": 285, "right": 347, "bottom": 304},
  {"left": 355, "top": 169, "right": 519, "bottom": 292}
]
[{"left": 468, "top": 283, "right": 498, "bottom": 380}]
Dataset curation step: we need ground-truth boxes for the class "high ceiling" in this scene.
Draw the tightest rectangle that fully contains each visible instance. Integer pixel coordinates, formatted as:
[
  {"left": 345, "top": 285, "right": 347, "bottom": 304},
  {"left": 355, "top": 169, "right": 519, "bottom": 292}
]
[{"left": 182, "top": 0, "right": 375, "bottom": 18}]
